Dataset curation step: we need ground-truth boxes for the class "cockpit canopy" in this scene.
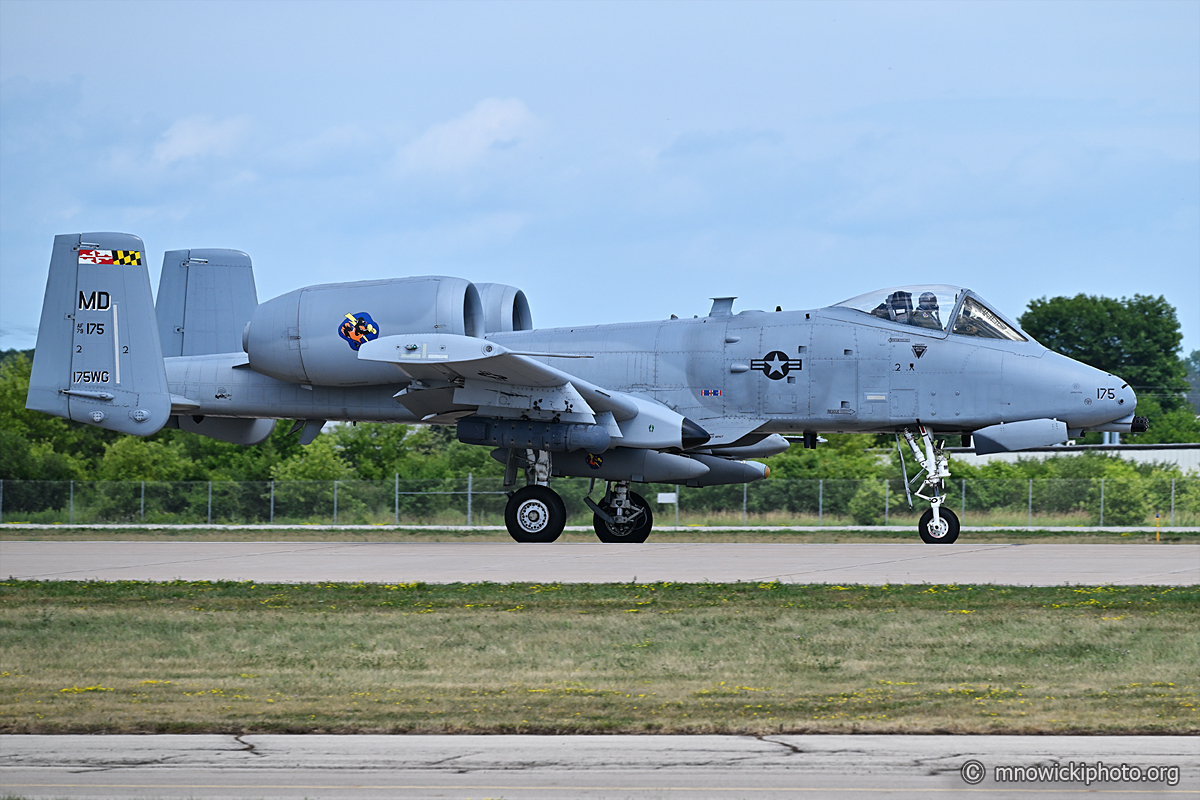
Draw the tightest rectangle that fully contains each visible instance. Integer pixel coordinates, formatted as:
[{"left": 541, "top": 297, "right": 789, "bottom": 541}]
[{"left": 834, "top": 285, "right": 1027, "bottom": 341}]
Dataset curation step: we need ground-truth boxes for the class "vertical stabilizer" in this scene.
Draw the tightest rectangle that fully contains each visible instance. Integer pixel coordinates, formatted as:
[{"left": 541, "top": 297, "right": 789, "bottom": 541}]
[
  {"left": 26, "top": 233, "right": 171, "bottom": 435},
  {"left": 156, "top": 248, "right": 258, "bottom": 356}
]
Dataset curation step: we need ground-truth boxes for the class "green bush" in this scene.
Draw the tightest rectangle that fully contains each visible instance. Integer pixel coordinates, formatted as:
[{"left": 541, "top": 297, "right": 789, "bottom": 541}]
[{"left": 848, "top": 480, "right": 886, "bottom": 525}]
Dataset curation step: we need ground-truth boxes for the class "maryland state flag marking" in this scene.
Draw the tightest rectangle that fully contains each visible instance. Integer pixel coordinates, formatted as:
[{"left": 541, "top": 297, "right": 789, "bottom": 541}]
[{"left": 78, "top": 249, "right": 142, "bottom": 266}]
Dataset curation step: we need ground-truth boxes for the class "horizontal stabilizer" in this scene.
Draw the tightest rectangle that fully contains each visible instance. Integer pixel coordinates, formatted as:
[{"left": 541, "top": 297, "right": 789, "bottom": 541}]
[
  {"left": 169, "top": 415, "right": 276, "bottom": 446},
  {"left": 973, "top": 418, "right": 1068, "bottom": 455}
]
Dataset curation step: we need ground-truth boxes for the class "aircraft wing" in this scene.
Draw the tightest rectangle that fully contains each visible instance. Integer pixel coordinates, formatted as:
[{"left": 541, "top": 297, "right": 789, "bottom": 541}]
[{"left": 357, "top": 334, "right": 703, "bottom": 450}]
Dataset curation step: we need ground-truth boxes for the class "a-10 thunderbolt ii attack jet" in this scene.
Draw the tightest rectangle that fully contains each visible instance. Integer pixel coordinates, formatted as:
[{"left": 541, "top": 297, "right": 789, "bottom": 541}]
[{"left": 27, "top": 233, "right": 1147, "bottom": 544}]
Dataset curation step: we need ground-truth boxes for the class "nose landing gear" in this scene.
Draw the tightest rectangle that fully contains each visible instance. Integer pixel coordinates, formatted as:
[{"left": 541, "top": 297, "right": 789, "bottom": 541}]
[
  {"left": 589, "top": 481, "right": 653, "bottom": 543},
  {"left": 899, "top": 426, "right": 960, "bottom": 544}
]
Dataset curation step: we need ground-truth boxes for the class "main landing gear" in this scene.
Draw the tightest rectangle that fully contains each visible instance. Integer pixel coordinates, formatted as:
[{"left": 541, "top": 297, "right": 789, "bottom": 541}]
[
  {"left": 504, "top": 484, "right": 567, "bottom": 543},
  {"left": 898, "top": 426, "right": 960, "bottom": 544},
  {"left": 501, "top": 449, "right": 655, "bottom": 544},
  {"left": 503, "top": 449, "right": 567, "bottom": 543}
]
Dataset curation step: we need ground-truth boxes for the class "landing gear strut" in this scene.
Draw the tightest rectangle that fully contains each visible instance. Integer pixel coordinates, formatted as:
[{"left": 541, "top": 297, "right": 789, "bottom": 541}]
[
  {"left": 589, "top": 481, "right": 653, "bottom": 543},
  {"left": 502, "top": 449, "right": 567, "bottom": 543},
  {"left": 899, "top": 426, "right": 960, "bottom": 544}
]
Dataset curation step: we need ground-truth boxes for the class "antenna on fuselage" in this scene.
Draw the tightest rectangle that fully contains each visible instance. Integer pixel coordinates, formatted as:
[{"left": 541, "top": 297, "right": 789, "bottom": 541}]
[{"left": 708, "top": 297, "right": 736, "bottom": 317}]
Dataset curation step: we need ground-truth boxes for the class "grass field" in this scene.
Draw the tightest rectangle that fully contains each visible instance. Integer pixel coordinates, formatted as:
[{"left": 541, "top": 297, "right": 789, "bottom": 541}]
[
  {"left": 2, "top": 525, "right": 1195, "bottom": 544},
  {"left": 1, "top": 580, "right": 1195, "bottom": 736}
]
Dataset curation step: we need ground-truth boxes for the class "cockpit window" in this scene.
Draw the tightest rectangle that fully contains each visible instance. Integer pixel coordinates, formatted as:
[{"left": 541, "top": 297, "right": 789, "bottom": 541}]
[
  {"left": 834, "top": 285, "right": 962, "bottom": 332},
  {"left": 951, "top": 296, "right": 1027, "bottom": 341}
]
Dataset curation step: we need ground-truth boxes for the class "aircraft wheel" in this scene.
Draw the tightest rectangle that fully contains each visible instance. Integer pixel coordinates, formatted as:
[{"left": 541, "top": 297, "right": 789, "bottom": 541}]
[
  {"left": 919, "top": 507, "right": 960, "bottom": 544},
  {"left": 505, "top": 486, "right": 566, "bottom": 543},
  {"left": 593, "top": 491, "right": 653, "bottom": 543}
]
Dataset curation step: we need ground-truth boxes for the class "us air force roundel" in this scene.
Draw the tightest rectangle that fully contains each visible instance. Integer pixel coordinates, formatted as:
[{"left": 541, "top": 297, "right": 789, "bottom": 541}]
[{"left": 751, "top": 350, "right": 802, "bottom": 380}]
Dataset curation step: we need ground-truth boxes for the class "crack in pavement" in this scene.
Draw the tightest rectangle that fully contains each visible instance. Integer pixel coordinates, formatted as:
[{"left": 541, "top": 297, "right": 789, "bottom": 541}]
[
  {"left": 915, "top": 753, "right": 977, "bottom": 776},
  {"left": 755, "top": 734, "right": 807, "bottom": 755},
  {"left": 233, "top": 735, "right": 263, "bottom": 757}
]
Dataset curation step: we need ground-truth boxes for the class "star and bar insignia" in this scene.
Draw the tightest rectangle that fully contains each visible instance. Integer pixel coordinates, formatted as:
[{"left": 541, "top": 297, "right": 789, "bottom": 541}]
[
  {"left": 751, "top": 350, "right": 802, "bottom": 380},
  {"left": 78, "top": 249, "right": 142, "bottom": 266}
]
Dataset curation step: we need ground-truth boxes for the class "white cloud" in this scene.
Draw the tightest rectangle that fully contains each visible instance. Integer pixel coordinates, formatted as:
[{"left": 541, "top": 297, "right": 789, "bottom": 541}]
[
  {"left": 153, "top": 116, "right": 251, "bottom": 164},
  {"left": 398, "top": 98, "right": 536, "bottom": 172},
  {"left": 270, "top": 124, "right": 374, "bottom": 170}
]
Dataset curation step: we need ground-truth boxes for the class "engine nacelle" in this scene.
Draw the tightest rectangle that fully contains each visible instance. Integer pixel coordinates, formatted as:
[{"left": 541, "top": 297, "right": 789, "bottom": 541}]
[
  {"left": 244, "top": 276, "right": 483, "bottom": 386},
  {"left": 475, "top": 283, "right": 533, "bottom": 333}
]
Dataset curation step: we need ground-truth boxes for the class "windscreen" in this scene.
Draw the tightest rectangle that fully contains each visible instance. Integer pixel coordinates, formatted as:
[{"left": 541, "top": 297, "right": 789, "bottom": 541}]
[{"left": 951, "top": 296, "right": 1027, "bottom": 341}]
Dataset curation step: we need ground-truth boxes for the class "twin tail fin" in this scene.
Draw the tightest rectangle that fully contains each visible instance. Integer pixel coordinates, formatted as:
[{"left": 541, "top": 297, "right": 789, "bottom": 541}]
[{"left": 26, "top": 233, "right": 171, "bottom": 435}]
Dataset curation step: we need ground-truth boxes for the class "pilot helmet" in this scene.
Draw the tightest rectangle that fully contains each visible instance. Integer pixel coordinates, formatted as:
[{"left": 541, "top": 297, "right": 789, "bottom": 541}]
[{"left": 919, "top": 291, "right": 938, "bottom": 310}]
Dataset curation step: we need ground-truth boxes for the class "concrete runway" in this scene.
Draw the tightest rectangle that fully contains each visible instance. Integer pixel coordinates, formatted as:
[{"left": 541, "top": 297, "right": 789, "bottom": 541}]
[
  {"left": 2, "top": 734, "right": 1197, "bottom": 799},
  {"left": 2, "top": 541, "right": 1197, "bottom": 585}
]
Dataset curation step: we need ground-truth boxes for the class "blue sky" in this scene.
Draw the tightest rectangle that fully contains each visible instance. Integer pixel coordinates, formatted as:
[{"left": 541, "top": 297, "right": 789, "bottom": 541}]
[{"left": 2, "top": 0, "right": 1197, "bottom": 357}]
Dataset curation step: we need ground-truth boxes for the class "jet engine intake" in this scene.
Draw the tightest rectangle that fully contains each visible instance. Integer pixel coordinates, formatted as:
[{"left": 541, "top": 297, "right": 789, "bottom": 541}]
[{"left": 459, "top": 416, "right": 611, "bottom": 453}]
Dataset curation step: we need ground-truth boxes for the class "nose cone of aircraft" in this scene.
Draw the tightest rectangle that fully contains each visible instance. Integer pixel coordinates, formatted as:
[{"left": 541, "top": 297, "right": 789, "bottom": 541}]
[{"left": 1046, "top": 351, "right": 1140, "bottom": 429}]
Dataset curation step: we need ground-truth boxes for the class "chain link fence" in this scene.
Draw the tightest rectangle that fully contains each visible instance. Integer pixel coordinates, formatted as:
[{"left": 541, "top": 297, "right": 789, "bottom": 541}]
[{"left": 1, "top": 476, "right": 1197, "bottom": 527}]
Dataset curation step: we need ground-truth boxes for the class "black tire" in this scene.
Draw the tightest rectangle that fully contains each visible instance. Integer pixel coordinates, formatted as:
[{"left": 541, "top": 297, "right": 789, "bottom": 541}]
[
  {"left": 919, "top": 506, "right": 960, "bottom": 544},
  {"left": 504, "top": 485, "right": 566, "bottom": 543},
  {"left": 593, "top": 491, "right": 653, "bottom": 543}
]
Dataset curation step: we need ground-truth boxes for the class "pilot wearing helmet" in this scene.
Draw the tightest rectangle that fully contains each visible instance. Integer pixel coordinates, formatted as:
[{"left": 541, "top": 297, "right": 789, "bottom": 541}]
[{"left": 913, "top": 291, "right": 941, "bottom": 330}]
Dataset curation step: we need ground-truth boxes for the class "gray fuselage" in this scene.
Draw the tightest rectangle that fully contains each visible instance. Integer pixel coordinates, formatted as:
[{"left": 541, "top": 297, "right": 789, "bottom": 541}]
[{"left": 165, "top": 303, "right": 1132, "bottom": 443}]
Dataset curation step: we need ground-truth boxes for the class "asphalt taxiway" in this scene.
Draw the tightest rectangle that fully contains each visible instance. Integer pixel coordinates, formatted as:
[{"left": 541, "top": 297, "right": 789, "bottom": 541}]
[
  {"left": 2, "top": 733, "right": 1197, "bottom": 799},
  {"left": 2, "top": 541, "right": 1196, "bottom": 585}
]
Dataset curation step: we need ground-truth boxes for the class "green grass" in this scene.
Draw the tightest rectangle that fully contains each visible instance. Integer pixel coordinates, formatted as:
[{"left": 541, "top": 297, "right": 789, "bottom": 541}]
[{"left": 1, "top": 580, "right": 1196, "bottom": 735}]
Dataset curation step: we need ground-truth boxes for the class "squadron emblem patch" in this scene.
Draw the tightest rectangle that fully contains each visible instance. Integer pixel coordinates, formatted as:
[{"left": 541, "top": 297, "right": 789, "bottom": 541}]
[
  {"left": 586, "top": 453, "right": 604, "bottom": 469},
  {"left": 338, "top": 312, "right": 380, "bottom": 351}
]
